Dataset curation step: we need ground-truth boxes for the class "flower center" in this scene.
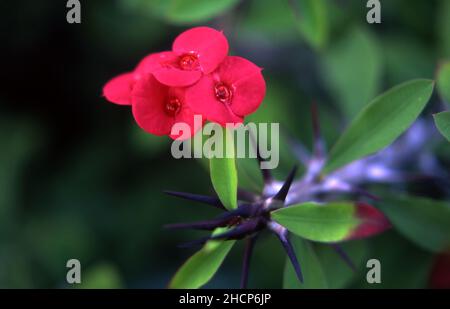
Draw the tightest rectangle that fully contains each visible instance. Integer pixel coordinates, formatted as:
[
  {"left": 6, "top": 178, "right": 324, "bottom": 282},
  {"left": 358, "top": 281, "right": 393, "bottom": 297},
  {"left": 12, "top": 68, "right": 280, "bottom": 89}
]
[
  {"left": 165, "top": 97, "right": 182, "bottom": 117},
  {"left": 179, "top": 53, "right": 199, "bottom": 71},
  {"left": 214, "top": 82, "right": 233, "bottom": 104}
]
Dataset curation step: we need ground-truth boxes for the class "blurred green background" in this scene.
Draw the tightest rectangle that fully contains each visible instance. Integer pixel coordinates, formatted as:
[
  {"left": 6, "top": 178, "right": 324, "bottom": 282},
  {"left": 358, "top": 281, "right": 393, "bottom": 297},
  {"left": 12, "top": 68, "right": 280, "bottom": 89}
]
[{"left": 0, "top": 0, "right": 449, "bottom": 288}]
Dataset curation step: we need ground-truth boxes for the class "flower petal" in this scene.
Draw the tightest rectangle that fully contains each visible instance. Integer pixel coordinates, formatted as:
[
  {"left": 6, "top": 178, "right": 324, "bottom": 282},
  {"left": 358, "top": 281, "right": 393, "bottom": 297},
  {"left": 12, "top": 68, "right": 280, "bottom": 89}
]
[
  {"left": 185, "top": 74, "right": 243, "bottom": 126},
  {"left": 153, "top": 67, "right": 202, "bottom": 87},
  {"left": 137, "top": 51, "right": 203, "bottom": 87},
  {"left": 170, "top": 108, "right": 205, "bottom": 140},
  {"left": 135, "top": 51, "right": 174, "bottom": 74},
  {"left": 173, "top": 27, "right": 229, "bottom": 74},
  {"left": 216, "top": 56, "right": 266, "bottom": 117},
  {"left": 103, "top": 73, "right": 135, "bottom": 105},
  {"left": 131, "top": 75, "right": 174, "bottom": 136}
]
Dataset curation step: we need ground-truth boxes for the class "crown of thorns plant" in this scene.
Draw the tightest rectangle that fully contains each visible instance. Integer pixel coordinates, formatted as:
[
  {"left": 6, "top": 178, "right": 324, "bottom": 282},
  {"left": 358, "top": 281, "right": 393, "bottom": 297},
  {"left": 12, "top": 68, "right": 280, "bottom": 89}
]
[{"left": 164, "top": 106, "right": 446, "bottom": 288}]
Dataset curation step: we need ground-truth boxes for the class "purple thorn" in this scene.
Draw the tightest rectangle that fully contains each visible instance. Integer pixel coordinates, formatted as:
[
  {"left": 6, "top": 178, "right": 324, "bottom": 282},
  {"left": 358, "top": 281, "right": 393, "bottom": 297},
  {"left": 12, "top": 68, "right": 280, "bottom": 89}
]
[
  {"left": 164, "top": 190, "right": 225, "bottom": 210},
  {"left": 210, "top": 219, "right": 261, "bottom": 241},
  {"left": 240, "top": 236, "right": 257, "bottom": 289},
  {"left": 178, "top": 219, "right": 261, "bottom": 248},
  {"left": 273, "top": 166, "right": 298, "bottom": 202},
  {"left": 267, "top": 222, "right": 303, "bottom": 283},
  {"left": 164, "top": 217, "right": 230, "bottom": 231},
  {"left": 278, "top": 233, "right": 303, "bottom": 283},
  {"left": 332, "top": 244, "right": 356, "bottom": 272}
]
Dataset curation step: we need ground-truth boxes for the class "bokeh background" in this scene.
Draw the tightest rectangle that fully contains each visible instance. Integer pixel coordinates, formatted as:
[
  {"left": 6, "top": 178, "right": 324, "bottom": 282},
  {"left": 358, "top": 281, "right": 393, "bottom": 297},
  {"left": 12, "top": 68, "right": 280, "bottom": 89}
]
[{"left": 0, "top": 0, "right": 449, "bottom": 288}]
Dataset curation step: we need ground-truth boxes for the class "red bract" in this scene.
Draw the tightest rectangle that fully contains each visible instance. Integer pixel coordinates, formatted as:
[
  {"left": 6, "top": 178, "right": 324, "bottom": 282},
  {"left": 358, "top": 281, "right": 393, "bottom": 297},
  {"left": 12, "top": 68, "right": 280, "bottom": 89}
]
[
  {"left": 132, "top": 75, "right": 202, "bottom": 140},
  {"left": 348, "top": 202, "right": 391, "bottom": 240},
  {"left": 186, "top": 56, "right": 266, "bottom": 126},
  {"left": 143, "top": 27, "right": 229, "bottom": 87}
]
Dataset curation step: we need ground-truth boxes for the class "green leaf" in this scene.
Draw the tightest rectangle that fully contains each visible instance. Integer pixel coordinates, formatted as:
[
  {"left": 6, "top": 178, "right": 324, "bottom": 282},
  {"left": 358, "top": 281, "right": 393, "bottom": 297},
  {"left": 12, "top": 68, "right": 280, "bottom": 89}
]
[
  {"left": 169, "top": 228, "right": 236, "bottom": 289},
  {"left": 290, "top": 0, "right": 328, "bottom": 50},
  {"left": 434, "top": 111, "right": 450, "bottom": 142},
  {"left": 314, "top": 241, "right": 368, "bottom": 288},
  {"left": 324, "top": 79, "right": 435, "bottom": 174},
  {"left": 129, "top": 0, "right": 240, "bottom": 24},
  {"left": 272, "top": 202, "right": 357, "bottom": 243},
  {"left": 322, "top": 28, "right": 382, "bottom": 119},
  {"left": 437, "top": 62, "right": 450, "bottom": 104},
  {"left": 209, "top": 127, "right": 238, "bottom": 210},
  {"left": 271, "top": 202, "right": 389, "bottom": 243},
  {"left": 283, "top": 237, "right": 328, "bottom": 289},
  {"left": 379, "top": 195, "right": 450, "bottom": 253}
]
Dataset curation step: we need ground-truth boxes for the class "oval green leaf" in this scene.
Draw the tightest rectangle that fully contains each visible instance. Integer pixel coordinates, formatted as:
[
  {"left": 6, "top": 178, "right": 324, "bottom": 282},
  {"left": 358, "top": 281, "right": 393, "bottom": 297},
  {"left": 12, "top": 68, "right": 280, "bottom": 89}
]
[
  {"left": 169, "top": 228, "right": 236, "bottom": 289},
  {"left": 324, "top": 79, "right": 435, "bottom": 174},
  {"left": 434, "top": 111, "right": 450, "bottom": 142},
  {"left": 272, "top": 202, "right": 389, "bottom": 243},
  {"left": 272, "top": 202, "right": 358, "bottom": 243},
  {"left": 283, "top": 236, "right": 328, "bottom": 289},
  {"left": 379, "top": 195, "right": 450, "bottom": 253},
  {"left": 209, "top": 127, "right": 238, "bottom": 210}
]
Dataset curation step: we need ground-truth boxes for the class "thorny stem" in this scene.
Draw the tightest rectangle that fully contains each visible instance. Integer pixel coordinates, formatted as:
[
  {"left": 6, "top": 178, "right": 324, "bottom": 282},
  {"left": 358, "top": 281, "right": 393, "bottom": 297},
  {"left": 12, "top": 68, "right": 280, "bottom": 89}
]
[{"left": 166, "top": 105, "right": 449, "bottom": 288}]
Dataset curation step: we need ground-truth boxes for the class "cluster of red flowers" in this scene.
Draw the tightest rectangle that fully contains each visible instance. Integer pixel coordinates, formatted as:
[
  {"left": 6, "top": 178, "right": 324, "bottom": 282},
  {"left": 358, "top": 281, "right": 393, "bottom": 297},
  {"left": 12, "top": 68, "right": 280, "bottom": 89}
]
[{"left": 103, "top": 27, "right": 266, "bottom": 139}]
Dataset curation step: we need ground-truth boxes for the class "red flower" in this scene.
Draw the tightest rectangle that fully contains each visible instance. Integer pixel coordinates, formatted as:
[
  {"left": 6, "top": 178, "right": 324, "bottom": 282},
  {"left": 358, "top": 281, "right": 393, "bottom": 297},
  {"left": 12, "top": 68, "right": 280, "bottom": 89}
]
[
  {"left": 102, "top": 27, "right": 266, "bottom": 139},
  {"left": 131, "top": 75, "right": 203, "bottom": 140},
  {"left": 186, "top": 56, "right": 266, "bottom": 125},
  {"left": 141, "top": 27, "right": 229, "bottom": 87}
]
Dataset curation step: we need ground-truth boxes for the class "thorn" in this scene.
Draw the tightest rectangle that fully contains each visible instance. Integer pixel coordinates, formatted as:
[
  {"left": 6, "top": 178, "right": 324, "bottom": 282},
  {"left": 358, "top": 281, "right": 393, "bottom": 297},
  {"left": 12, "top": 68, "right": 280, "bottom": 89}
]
[
  {"left": 268, "top": 222, "right": 303, "bottom": 283},
  {"left": 210, "top": 219, "right": 261, "bottom": 241},
  {"left": 311, "top": 102, "right": 326, "bottom": 159},
  {"left": 240, "top": 235, "right": 258, "bottom": 289},
  {"left": 177, "top": 219, "right": 261, "bottom": 248},
  {"left": 273, "top": 166, "right": 298, "bottom": 202},
  {"left": 164, "top": 217, "right": 230, "bottom": 231},
  {"left": 332, "top": 244, "right": 356, "bottom": 272},
  {"left": 164, "top": 190, "right": 225, "bottom": 210}
]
